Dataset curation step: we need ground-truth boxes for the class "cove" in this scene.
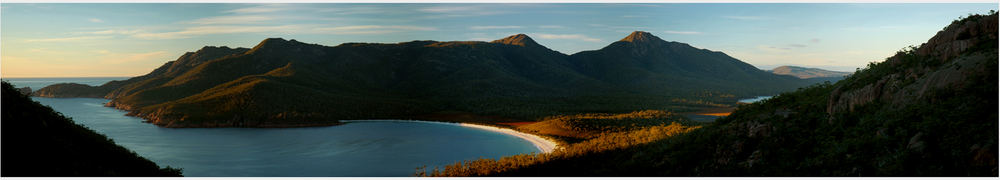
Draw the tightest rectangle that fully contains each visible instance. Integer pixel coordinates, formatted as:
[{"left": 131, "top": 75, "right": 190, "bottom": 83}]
[{"left": 29, "top": 97, "right": 540, "bottom": 177}]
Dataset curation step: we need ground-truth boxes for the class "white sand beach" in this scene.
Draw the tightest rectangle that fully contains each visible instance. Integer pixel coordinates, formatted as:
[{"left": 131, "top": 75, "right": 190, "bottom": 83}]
[{"left": 340, "top": 120, "right": 559, "bottom": 153}]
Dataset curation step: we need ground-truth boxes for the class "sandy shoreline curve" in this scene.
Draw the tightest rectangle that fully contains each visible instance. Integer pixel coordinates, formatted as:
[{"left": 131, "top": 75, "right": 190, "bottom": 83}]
[{"left": 340, "top": 120, "right": 559, "bottom": 153}]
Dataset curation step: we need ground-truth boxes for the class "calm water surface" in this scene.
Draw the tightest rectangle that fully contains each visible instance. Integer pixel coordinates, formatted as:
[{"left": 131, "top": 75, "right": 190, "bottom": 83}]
[
  {"left": 8, "top": 78, "right": 538, "bottom": 177},
  {"left": 2, "top": 77, "right": 127, "bottom": 90}
]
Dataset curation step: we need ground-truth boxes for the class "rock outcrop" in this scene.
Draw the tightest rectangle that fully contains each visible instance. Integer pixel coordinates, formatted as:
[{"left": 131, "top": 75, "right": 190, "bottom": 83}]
[{"left": 827, "top": 13, "right": 998, "bottom": 115}]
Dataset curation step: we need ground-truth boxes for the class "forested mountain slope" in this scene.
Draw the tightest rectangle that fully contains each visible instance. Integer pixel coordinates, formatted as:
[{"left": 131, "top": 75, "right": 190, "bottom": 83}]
[
  {"left": 432, "top": 12, "right": 998, "bottom": 177},
  {"left": 36, "top": 32, "right": 811, "bottom": 128}
]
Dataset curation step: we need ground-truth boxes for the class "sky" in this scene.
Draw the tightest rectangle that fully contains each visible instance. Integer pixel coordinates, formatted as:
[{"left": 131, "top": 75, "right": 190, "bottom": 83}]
[{"left": 1, "top": 3, "right": 996, "bottom": 77}]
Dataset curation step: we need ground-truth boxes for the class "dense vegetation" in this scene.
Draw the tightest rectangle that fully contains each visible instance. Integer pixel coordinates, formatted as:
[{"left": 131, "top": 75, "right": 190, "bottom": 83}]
[
  {"left": 518, "top": 110, "right": 696, "bottom": 141},
  {"left": 34, "top": 32, "right": 813, "bottom": 127},
  {"left": 1, "top": 82, "right": 182, "bottom": 177},
  {"left": 418, "top": 121, "right": 700, "bottom": 176},
  {"left": 427, "top": 12, "right": 998, "bottom": 176}
]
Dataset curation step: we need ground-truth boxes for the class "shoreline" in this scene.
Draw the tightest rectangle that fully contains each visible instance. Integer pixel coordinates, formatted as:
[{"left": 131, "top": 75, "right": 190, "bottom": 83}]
[{"left": 340, "top": 120, "right": 559, "bottom": 153}]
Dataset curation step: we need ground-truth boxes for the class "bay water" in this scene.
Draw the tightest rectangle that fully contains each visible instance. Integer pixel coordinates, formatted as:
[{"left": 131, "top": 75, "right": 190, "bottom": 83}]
[{"left": 5, "top": 78, "right": 539, "bottom": 177}]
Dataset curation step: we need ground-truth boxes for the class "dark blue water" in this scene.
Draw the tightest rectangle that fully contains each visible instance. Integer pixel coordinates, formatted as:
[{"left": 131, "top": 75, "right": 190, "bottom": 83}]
[{"left": 7, "top": 78, "right": 538, "bottom": 177}]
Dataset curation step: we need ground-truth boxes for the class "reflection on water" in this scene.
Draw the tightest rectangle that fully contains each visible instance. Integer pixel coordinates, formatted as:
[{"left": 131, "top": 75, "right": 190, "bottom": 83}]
[
  {"left": 29, "top": 97, "right": 538, "bottom": 177},
  {"left": 8, "top": 78, "right": 539, "bottom": 176}
]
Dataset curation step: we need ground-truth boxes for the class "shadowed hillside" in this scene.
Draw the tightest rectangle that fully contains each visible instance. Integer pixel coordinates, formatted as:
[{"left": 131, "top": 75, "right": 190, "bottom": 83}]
[
  {"left": 35, "top": 32, "right": 813, "bottom": 128},
  {"left": 1, "top": 82, "right": 182, "bottom": 177},
  {"left": 430, "top": 12, "right": 998, "bottom": 177},
  {"left": 569, "top": 31, "right": 810, "bottom": 97}
]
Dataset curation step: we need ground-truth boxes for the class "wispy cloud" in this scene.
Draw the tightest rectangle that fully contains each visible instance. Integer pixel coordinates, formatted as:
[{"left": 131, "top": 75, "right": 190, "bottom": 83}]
[
  {"left": 88, "top": 18, "right": 104, "bottom": 23},
  {"left": 723, "top": 16, "right": 768, "bottom": 20},
  {"left": 534, "top": 33, "right": 601, "bottom": 42},
  {"left": 841, "top": 26, "right": 904, "bottom": 31},
  {"left": 469, "top": 37, "right": 492, "bottom": 41},
  {"left": 98, "top": 51, "right": 169, "bottom": 64},
  {"left": 419, "top": 6, "right": 479, "bottom": 13},
  {"left": 315, "top": 25, "right": 437, "bottom": 34},
  {"left": 539, "top": 25, "right": 564, "bottom": 29},
  {"left": 132, "top": 25, "right": 307, "bottom": 39},
  {"left": 781, "top": 38, "right": 821, "bottom": 49},
  {"left": 469, "top": 26, "right": 523, "bottom": 30},
  {"left": 83, "top": 29, "right": 142, "bottom": 35},
  {"left": 604, "top": 4, "right": 661, "bottom": 8},
  {"left": 25, "top": 36, "right": 112, "bottom": 42},
  {"left": 418, "top": 5, "right": 507, "bottom": 18},
  {"left": 663, "top": 30, "right": 703, "bottom": 35},
  {"left": 133, "top": 24, "right": 437, "bottom": 39},
  {"left": 225, "top": 4, "right": 289, "bottom": 14},
  {"left": 608, "top": 26, "right": 649, "bottom": 33},
  {"left": 315, "top": 6, "right": 394, "bottom": 15},
  {"left": 188, "top": 15, "right": 276, "bottom": 25},
  {"left": 758, "top": 45, "right": 791, "bottom": 52}
]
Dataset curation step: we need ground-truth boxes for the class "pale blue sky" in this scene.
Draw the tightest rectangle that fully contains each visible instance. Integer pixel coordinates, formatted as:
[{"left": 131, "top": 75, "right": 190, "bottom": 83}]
[{"left": 1, "top": 3, "right": 995, "bottom": 77}]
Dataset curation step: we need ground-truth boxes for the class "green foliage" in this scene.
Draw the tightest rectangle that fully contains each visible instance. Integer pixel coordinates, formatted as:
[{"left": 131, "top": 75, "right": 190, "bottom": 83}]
[
  {"left": 948, "top": 11, "right": 998, "bottom": 30},
  {"left": 35, "top": 34, "right": 813, "bottom": 127},
  {"left": 421, "top": 122, "right": 700, "bottom": 177},
  {"left": 1, "top": 82, "right": 182, "bottom": 177},
  {"left": 418, "top": 13, "right": 999, "bottom": 176},
  {"left": 519, "top": 110, "right": 696, "bottom": 140}
]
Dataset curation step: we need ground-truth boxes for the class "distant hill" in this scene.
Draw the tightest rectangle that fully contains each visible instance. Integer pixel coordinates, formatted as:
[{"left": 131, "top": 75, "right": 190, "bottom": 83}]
[
  {"left": 432, "top": 12, "right": 998, "bottom": 177},
  {"left": 769, "top": 66, "right": 851, "bottom": 79},
  {"left": 35, "top": 32, "right": 813, "bottom": 128},
  {"left": 769, "top": 66, "right": 852, "bottom": 85},
  {"left": 570, "top": 31, "right": 808, "bottom": 98},
  {"left": 1, "top": 82, "right": 182, "bottom": 176}
]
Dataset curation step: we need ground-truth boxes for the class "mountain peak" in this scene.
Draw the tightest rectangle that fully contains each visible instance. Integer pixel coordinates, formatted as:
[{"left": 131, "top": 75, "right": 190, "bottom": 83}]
[
  {"left": 249, "top": 38, "right": 313, "bottom": 55},
  {"left": 619, "top": 31, "right": 663, "bottom": 43},
  {"left": 195, "top": 46, "right": 248, "bottom": 53},
  {"left": 252, "top": 38, "right": 288, "bottom": 49},
  {"left": 491, "top": 34, "right": 540, "bottom": 47}
]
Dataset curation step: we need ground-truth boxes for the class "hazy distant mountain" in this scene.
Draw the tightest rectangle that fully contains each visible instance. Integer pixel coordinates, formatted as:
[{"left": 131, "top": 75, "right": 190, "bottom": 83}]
[
  {"left": 769, "top": 66, "right": 851, "bottom": 79},
  {"left": 36, "top": 31, "right": 814, "bottom": 128}
]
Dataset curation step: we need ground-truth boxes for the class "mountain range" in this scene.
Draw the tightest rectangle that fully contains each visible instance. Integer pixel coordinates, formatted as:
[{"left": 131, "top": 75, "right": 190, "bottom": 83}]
[
  {"left": 430, "top": 12, "right": 999, "bottom": 177},
  {"left": 768, "top": 65, "right": 852, "bottom": 85},
  {"left": 35, "top": 31, "right": 816, "bottom": 128},
  {"left": 769, "top": 66, "right": 851, "bottom": 79}
]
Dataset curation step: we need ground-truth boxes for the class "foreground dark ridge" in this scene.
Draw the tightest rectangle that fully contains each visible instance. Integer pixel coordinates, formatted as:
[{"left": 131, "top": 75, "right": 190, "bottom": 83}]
[
  {"left": 1, "top": 82, "right": 183, "bottom": 176},
  {"left": 428, "top": 12, "right": 999, "bottom": 177},
  {"left": 34, "top": 31, "right": 814, "bottom": 128}
]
